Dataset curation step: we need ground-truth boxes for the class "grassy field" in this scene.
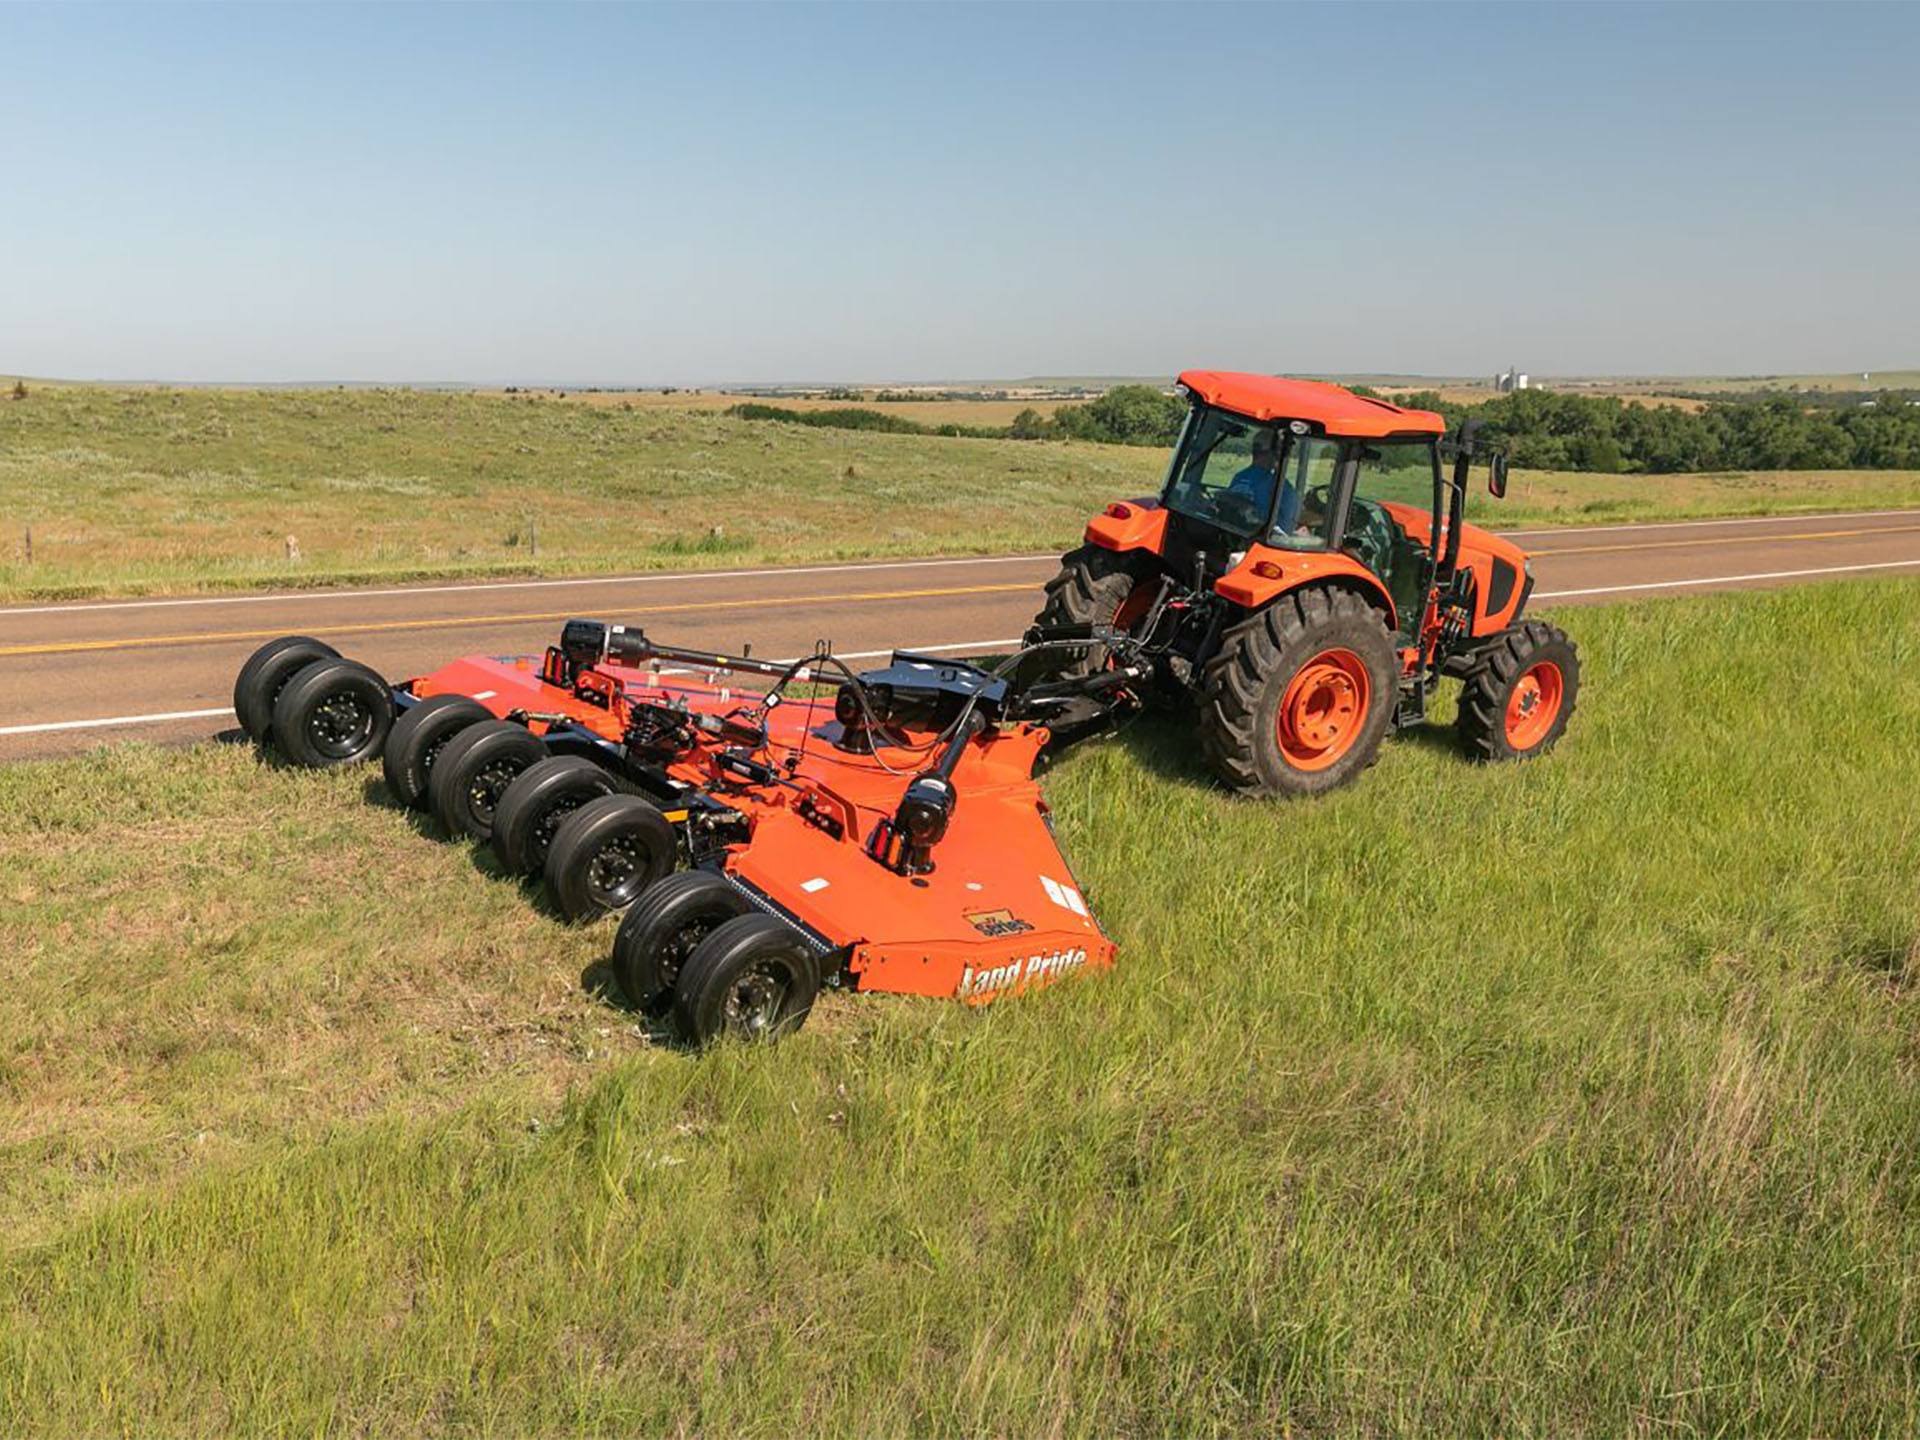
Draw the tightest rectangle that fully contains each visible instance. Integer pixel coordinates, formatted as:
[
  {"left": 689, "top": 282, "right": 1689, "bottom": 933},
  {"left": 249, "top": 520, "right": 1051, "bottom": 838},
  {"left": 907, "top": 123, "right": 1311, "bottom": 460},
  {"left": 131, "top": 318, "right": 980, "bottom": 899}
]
[
  {"left": 7, "top": 386, "right": 1920, "bottom": 602},
  {"left": 2, "top": 578, "right": 1917, "bottom": 1434}
]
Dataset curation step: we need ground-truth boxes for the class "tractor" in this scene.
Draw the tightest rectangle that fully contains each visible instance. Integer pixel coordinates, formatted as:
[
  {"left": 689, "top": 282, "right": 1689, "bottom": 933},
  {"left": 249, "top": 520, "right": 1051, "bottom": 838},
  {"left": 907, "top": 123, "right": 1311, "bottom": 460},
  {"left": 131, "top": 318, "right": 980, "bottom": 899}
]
[{"left": 1028, "top": 371, "right": 1579, "bottom": 795}]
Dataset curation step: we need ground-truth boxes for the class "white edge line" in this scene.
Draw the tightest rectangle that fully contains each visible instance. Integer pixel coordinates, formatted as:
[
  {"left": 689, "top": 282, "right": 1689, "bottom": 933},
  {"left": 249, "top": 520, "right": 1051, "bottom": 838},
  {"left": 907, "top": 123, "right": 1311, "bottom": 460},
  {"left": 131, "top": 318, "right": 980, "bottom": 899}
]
[
  {"left": 0, "top": 706, "right": 235, "bottom": 737},
  {"left": 1496, "top": 506, "right": 1920, "bottom": 540},
  {"left": 0, "top": 639, "right": 1027, "bottom": 738},
  {"left": 1537, "top": 557, "right": 1920, "bottom": 599},
  {"left": 0, "top": 553, "right": 1060, "bottom": 617}
]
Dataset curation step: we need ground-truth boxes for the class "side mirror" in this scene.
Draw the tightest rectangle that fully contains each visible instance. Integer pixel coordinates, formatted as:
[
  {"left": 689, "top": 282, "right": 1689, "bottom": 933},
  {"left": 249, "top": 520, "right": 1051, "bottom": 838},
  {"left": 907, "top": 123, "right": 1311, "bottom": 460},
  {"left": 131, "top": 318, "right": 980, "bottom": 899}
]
[{"left": 1488, "top": 453, "right": 1509, "bottom": 499}]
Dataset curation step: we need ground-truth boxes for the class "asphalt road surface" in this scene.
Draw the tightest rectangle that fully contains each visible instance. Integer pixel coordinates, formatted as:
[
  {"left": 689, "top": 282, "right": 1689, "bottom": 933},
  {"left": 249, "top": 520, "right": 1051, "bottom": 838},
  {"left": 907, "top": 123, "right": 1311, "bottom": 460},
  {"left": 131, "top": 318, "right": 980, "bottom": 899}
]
[{"left": 5, "top": 507, "right": 1920, "bottom": 761}]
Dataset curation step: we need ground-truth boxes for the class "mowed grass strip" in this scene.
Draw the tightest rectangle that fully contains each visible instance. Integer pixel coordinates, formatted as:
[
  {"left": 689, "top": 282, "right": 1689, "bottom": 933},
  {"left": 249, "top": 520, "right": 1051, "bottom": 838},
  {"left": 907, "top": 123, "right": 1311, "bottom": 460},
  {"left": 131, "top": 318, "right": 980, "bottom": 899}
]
[
  {"left": 7, "top": 385, "right": 1920, "bottom": 601},
  {"left": 1, "top": 579, "right": 1917, "bottom": 1435}
]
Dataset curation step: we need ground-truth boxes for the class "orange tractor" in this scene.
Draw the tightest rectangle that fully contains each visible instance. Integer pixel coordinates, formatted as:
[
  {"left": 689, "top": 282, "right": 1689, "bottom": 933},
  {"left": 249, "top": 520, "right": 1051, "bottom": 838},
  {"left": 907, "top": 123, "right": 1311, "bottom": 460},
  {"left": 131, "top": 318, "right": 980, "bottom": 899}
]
[{"left": 1026, "top": 371, "right": 1578, "bottom": 794}]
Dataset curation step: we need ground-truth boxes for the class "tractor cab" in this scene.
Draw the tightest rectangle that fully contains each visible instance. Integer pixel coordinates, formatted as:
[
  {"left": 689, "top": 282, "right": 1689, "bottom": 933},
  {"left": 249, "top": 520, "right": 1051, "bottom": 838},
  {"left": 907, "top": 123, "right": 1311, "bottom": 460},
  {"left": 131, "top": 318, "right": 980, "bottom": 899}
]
[{"left": 1154, "top": 377, "right": 1458, "bottom": 639}]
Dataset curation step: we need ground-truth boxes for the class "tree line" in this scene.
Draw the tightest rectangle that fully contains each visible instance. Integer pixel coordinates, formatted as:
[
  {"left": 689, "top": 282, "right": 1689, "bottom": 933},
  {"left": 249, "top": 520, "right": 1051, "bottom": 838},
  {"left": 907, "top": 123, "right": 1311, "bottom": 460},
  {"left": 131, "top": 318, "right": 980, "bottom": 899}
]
[{"left": 732, "top": 385, "right": 1920, "bottom": 472}]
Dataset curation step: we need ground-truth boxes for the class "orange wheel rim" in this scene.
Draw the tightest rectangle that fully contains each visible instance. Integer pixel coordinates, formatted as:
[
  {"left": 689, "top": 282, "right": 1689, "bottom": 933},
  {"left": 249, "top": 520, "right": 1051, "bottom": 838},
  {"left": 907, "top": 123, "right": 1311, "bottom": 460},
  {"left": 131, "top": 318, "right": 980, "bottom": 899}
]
[
  {"left": 1275, "top": 648, "right": 1371, "bottom": 772},
  {"left": 1504, "top": 661, "right": 1564, "bottom": 750}
]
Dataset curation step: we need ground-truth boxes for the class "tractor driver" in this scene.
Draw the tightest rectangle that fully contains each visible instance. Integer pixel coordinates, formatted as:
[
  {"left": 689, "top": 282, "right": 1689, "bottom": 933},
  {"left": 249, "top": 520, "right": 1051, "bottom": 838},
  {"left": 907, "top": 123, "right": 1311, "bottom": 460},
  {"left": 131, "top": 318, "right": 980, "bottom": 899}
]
[{"left": 1226, "top": 429, "right": 1302, "bottom": 535}]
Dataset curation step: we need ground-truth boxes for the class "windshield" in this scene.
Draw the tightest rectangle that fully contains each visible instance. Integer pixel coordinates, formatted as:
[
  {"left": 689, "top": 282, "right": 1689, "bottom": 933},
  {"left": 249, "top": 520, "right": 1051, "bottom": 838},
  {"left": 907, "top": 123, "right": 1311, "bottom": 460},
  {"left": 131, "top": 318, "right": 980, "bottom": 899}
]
[
  {"left": 1161, "top": 406, "right": 1331, "bottom": 551},
  {"left": 1162, "top": 408, "right": 1285, "bottom": 537}
]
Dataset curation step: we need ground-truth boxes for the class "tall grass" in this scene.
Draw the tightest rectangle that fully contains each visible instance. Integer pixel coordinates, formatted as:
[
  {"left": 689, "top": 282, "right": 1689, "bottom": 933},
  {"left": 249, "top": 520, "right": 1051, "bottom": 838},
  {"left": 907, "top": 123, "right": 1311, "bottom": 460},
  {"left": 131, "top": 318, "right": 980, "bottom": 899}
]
[{"left": 1, "top": 579, "right": 1917, "bottom": 1434}]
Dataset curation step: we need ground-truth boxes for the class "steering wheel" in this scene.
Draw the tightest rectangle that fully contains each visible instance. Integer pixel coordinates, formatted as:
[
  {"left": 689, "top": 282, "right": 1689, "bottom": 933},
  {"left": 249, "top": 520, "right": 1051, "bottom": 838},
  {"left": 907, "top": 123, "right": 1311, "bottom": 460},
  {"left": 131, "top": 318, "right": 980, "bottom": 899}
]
[
  {"left": 1212, "top": 489, "right": 1265, "bottom": 531},
  {"left": 1342, "top": 499, "right": 1399, "bottom": 576},
  {"left": 1297, "top": 484, "right": 1333, "bottom": 532}
]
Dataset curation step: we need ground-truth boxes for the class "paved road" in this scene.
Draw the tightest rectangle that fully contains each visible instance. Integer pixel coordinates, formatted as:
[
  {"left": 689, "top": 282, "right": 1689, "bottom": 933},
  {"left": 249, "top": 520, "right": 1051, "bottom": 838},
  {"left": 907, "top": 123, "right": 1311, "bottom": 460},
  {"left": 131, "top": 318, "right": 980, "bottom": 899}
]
[{"left": 5, "top": 507, "right": 1920, "bottom": 761}]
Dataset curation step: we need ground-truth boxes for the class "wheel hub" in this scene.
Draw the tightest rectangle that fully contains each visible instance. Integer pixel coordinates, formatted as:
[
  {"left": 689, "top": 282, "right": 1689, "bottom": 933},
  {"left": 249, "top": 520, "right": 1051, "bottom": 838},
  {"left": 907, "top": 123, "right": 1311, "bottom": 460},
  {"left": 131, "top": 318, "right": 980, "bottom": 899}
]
[
  {"left": 586, "top": 837, "right": 644, "bottom": 907},
  {"left": 1275, "top": 648, "right": 1371, "bottom": 772},
  {"left": 307, "top": 693, "right": 373, "bottom": 758},
  {"left": 723, "top": 963, "right": 789, "bottom": 1037},
  {"left": 468, "top": 761, "right": 520, "bottom": 823},
  {"left": 1503, "top": 661, "right": 1565, "bottom": 751}
]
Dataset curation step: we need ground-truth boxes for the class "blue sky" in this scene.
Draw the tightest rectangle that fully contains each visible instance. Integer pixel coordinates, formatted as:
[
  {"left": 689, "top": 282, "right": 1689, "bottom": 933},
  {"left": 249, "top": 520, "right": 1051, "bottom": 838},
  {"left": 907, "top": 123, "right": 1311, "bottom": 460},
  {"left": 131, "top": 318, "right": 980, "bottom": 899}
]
[{"left": 4, "top": 1, "right": 1916, "bottom": 384}]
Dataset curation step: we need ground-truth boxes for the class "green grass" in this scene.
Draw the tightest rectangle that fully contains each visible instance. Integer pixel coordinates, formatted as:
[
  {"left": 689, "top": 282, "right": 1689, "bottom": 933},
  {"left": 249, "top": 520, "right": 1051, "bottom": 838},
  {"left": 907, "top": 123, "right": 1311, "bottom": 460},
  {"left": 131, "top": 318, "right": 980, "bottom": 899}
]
[
  {"left": 6, "top": 386, "right": 1920, "bottom": 601},
  {"left": 2, "top": 578, "right": 1918, "bottom": 1434}
]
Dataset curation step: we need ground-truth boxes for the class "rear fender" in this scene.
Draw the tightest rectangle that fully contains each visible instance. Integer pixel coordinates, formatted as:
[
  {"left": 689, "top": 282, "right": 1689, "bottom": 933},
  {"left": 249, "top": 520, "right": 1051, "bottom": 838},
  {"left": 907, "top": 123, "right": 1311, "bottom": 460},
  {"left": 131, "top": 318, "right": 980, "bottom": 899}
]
[
  {"left": 1084, "top": 499, "right": 1169, "bottom": 556},
  {"left": 1212, "top": 545, "right": 1397, "bottom": 631}
]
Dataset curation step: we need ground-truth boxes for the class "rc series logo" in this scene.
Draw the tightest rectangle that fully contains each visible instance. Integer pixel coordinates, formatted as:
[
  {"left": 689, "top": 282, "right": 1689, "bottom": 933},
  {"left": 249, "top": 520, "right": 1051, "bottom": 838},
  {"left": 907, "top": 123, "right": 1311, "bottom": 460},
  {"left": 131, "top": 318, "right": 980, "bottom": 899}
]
[{"left": 955, "top": 947, "right": 1088, "bottom": 1000}]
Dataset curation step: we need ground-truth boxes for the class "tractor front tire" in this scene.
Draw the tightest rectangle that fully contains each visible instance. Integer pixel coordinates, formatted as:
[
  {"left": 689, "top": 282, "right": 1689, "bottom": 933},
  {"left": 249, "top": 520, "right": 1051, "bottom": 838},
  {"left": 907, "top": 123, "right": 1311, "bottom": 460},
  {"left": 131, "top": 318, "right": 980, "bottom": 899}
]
[
  {"left": 1456, "top": 620, "right": 1580, "bottom": 762},
  {"left": 1028, "top": 544, "right": 1155, "bottom": 679},
  {"left": 1199, "top": 587, "right": 1397, "bottom": 797}
]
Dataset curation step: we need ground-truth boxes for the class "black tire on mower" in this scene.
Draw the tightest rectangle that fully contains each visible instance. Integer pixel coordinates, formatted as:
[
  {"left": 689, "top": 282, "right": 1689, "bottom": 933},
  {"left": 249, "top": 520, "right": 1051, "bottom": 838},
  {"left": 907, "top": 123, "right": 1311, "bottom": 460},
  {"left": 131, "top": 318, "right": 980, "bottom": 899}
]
[
  {"left": 491, "top": 755, "right": 619, "bottom": 878},
  {"left": 1198, "top": 586, "right": 1397, "bottom": 798},
  {"left": 672, "top": 913, "right": 821, "bottom": 1047},
  {"left": 543, "top": 794, "right": 677, "bottom": 924},
  {"left": 234, "top": 636, "right": 340, "bottom": 745},
  {"left": 382, "top": 694, "right": 494, "bottom": 810},
  {"left": 611, "top": 870, "right": 751, "bottom": 1016},
  {"left": 1456, "top": 619, "right": 1581, "bottom": 763},
  {"left": 270, "top": 658, "right": 394, "bottom": 769},
  {"left": 429, "top": 720, "right": 548, "bottom": 842},
  {"left": 1027, "top": 543, "right": 1155, "bottom": 680}
]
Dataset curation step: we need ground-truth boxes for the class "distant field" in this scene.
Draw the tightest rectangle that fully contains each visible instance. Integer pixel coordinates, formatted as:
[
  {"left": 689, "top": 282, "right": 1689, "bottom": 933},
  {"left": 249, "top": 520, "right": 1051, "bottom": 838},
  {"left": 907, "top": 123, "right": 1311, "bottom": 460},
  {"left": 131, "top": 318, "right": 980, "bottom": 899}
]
[
  {"left": 2, "top": 578, "right": 1917, "bottom": 1434},
  {"left": 6, "top": 386, "right": 1920, "bottom": 601},
  {"left": 484, "top": 388, "right": 1078, "bottom": 427},
  {"left": 1572, "top": 370, "right": 1920, "bottom": 396}
]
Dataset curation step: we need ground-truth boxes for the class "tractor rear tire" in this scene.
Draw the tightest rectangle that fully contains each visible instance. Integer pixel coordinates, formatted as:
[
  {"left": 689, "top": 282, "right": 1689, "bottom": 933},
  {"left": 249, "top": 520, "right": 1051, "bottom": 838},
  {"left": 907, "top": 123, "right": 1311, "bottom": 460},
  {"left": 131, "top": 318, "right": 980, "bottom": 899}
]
[
  {"left": 1456, "top": 620, "right": 1580, "bottom": 762},
  {"left": 611, "top": 870, "right": 751, "bottom": 1016},
  {"left": 270, "top": 658, "right": 394, "bottom": 769},
  {"left": 672, "top": 913, "right": 821, "bottom": 1046},
  {"left": 491, "top": 755, "right": 618, "bottom": 877},
  {"left": 1198, "top": 587, "right": 1397, "bottom": 797},
  {"left": 382, "top": 694, "right": 493, "bottom": 809},
  {"left": 543, "top": 794, "right": 676, "bottom": 923},
  {"left": 430, "top": 720, "right": 548, "bottom": 842},
  {"left": 234, "top": 636, "right": 339, "bottom": 745},
  {"left": 1028, "top": 544, "right": 1155, "bottom": 679}
]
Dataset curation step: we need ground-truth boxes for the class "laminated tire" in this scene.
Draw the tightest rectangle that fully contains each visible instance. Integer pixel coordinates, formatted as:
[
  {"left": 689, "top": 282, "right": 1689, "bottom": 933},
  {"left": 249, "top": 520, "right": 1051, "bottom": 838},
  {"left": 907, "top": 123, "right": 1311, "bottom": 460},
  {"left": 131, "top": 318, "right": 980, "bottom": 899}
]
[
  {"left": 543, "top": 794, "right": 676, "bottom": 923},
  {"left": 429, "top": 720, "right": 548, "bottom": 841},
  {"left": 672, "top": 913, "right": 820, "bottom": 1046},
  {"left": 611, "top": 870, "right": 750, "bottom": 1015},
  {"left": 270, "top": 658, "right": 393, "bottom": 769},
  {"left": 234, "top": 636, "right": 339, "bottom": 745},
  {"left": 491, "top": 755, "right": 619, "bottom": 877},
  {"left": 382, "top": 694, "right": 494, "bottom": 809}
]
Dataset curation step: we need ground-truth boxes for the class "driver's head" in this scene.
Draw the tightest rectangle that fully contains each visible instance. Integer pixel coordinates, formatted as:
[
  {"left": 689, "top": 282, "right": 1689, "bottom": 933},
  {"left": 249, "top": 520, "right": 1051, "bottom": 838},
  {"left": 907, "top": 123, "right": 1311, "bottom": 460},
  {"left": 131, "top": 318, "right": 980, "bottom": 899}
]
[{"left": 1253, "top": 430, "right": 1281, "bottom": 468}]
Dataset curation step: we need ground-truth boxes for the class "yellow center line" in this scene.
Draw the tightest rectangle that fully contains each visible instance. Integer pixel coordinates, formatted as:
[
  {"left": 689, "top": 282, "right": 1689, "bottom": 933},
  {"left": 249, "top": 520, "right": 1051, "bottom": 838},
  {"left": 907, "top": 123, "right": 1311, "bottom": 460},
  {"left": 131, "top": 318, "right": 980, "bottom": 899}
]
[
  {"left": 1530, "top": 522, "right": 1920, "bottom": 558},
  {"left": 0, "top": 582, "right": 1037, "bottom": 658}
]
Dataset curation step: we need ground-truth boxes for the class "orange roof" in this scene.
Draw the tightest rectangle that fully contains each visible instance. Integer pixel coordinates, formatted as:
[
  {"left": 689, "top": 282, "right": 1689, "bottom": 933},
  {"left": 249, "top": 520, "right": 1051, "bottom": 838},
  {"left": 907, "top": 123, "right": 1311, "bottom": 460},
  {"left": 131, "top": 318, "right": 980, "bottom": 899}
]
[{"left": 1177, "top": 371, "right": 1446, "bottom": 437}]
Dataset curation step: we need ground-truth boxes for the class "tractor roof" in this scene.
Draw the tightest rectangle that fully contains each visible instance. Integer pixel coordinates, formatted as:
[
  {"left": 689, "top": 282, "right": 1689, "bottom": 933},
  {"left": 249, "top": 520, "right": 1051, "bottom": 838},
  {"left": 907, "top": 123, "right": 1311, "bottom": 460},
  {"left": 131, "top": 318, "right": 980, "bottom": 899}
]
[{"left": 1177, "top": 371, "right": 1446, "bottom": 438}]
